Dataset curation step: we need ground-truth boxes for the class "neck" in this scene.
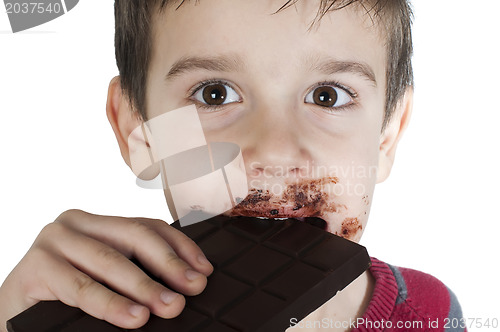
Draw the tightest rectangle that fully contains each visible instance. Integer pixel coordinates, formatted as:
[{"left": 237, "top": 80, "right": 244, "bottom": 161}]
[{"left": 287, "top": 270, "right": 375, "bottom": 331}]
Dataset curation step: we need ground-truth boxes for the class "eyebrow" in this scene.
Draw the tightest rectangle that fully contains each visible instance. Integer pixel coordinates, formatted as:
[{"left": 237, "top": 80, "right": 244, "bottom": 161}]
[
  {"left": 165, "top": 53, "right": 377, "bottom": 86},
  {"left": 306, "top": 55, "right": 378, "bottom": 86},
  {"left": 165, "top": 54, "right": 245, "bottom": 81}
]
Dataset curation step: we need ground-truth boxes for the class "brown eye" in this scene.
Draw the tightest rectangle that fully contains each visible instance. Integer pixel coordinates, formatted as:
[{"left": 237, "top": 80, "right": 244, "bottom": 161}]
[
  {"left": 305, "top": 84, "right": 353, "bottom": 109},
  {"left": 313, "top": 86, "right": 338, "bottom": 107},
  {"left": 202, "top": 84, "right": 227, "bottom": 105},
  {"left": 192, "top": 82, "right": 241, "bottom": 109}
]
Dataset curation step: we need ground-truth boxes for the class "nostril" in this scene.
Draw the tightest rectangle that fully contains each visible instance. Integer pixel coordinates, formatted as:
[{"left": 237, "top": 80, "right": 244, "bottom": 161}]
[
  {"left": 248, "top": 169, "right": 259, "bottom": 177},
  {"left": 248, "top": 165, "right": 264, "bottom": 177}
]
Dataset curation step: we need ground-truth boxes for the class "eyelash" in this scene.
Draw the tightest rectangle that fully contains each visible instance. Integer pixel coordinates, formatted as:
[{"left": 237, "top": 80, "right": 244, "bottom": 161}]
[
  {"left": 307, "top": 80, "right": 358, "bottom": 112},
  {"left": 188, "top": 79, "right": 237, "bottom": 112},
  {"left": 188, "top": 79, "right": 358, "bottom": 112}
]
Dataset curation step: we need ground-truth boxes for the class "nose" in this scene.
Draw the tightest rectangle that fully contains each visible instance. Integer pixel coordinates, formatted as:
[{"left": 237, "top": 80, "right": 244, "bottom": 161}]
[{"left": 241, "top": 104, "right": 312, "bottom": 180}]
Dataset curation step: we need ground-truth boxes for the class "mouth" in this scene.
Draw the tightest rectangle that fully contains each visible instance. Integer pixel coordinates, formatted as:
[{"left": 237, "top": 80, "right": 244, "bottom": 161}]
[
  {"left": 223, "top": 183, "right": 336, "bottom": 231},
  {"left": 222, "top": 176, "right": 343, "bottom": 232},
  {"left": 225, "top": 209, "right": 328, "bottom": 231}
]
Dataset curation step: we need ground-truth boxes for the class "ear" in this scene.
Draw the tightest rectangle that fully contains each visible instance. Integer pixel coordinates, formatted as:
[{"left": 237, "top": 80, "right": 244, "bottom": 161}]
[
  {"left": 376, "top": 88, "right": 413, "bottom": 183},
  {"left": 106, "top": 76, "right": 144, "bottom": 169},
  {"left": 106, "top": 77, "right": 178, "bottom": 220}
]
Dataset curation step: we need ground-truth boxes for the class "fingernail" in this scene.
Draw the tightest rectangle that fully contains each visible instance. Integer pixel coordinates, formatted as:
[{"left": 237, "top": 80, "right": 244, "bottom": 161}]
[
  {"left": 185, "top": 269, "right": 203, "bottom": 281},
  {"left": 129, "top": 304, "right": 146, "bottom": 318},
  {"left": 161, "top": 291, "right": 178, "bottom": 305},
  {"left": 197, "top": 254, "right": 211, "bottom": 266}
]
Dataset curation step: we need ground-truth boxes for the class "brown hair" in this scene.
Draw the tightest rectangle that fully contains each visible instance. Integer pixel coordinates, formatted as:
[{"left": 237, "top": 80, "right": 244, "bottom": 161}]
[{"left": 114, "top": 0, "right": 413, "bottom": 130}]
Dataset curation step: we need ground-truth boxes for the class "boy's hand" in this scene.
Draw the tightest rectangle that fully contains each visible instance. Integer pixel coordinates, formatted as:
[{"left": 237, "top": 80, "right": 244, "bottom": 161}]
[{"left": 0, "top": 209, "right": 213, "bottom": 330}]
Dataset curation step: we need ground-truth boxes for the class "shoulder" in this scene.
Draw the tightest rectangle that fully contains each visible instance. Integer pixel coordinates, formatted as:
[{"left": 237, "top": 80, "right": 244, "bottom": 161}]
[
  {"left": 387, "top": 261, "right": 458, "bottom": 315},
  {"left": 367, "top": 258, "right": 466, "bottom": 331}
]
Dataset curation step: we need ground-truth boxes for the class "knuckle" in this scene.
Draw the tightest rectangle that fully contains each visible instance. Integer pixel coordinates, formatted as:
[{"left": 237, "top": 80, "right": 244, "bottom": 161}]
[
  {"left": 164, "top": 251, "right": 186, "bottom": 270},
  {"left": 136, "top": 276, "right": 158, "bottom": 294},
  {"left": 37, "top": 222, "right": 67, "bottom": 243},
  {"left": 55, "top": 209, "right": 84, "bottom": 223},
  {"left": 177, "top": 235, "right": 197, "bottom": 250},
  {"left": 101, "top": 293, "right": 124, "bottom": 322},
  {"left": 165, "top": 225, "right": 198, "bottom": 249},
  {"left": 152, "top": 218, "right": 168, "bottom": 226},
  {"left": 72, "top": 273, "right": 96, "bottom": 300},
  {"left": 128, "top": 218, "right": 153, "bottom": 235},
  {"left": 95, "top": 246, "right": 123, "bottom": 267},
  {"left": 174, "top": 234, "right": 202, "bottom": 257},
  {"left": 136, "top": 217, "right": 164, "bottom": 226}
]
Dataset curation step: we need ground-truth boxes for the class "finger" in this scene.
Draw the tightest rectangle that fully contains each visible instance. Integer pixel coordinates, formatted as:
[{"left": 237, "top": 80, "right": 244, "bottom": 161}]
[
  {"left": 56, "top": 211, "right": 212, "bottom": 275},
  {"left": 41, "top": 255, "right": 150, "bottom": 329},
  {"left": 46, "top": 224, "right": 186, "bottom": 319},
  {"left": 52, "top": 215, "right": 208, "bottom": 296},
  {"left": 59, "top": 211, "right": 212, "bottom": 276},
  {"left": 141, "top": 218, "right": 214, "bottom": 276}
]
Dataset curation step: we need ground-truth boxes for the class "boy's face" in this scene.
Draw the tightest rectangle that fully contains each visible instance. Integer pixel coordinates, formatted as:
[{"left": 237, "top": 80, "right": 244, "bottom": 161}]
[{"left": 136, "top": 0, "right": 406, "bottom": 242}]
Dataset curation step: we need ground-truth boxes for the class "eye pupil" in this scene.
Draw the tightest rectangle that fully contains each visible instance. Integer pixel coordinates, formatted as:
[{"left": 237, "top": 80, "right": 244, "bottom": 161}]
[
  {"left": 203, "top": 84, "right": 226, "bottom": 105},
  {"left": 313, "top": 86, "right": 338, "bottom": 107}
]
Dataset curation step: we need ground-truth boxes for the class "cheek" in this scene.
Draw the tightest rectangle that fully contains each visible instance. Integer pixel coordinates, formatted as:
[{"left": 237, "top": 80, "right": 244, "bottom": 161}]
[
  {"left": 317, "top": 159, "right": 377, "bottom": 242},
  {"left": 333, "top": 191, "right": 372, "bottom": 242}
]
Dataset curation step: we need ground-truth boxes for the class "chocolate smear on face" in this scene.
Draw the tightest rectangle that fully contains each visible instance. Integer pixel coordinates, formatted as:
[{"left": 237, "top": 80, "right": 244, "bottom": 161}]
[
  {"left": 338, "top": 217, "right": 362, "bottom": 240},
  {"left": 229, "top": 176, "right": 340, "bottom": 219}
]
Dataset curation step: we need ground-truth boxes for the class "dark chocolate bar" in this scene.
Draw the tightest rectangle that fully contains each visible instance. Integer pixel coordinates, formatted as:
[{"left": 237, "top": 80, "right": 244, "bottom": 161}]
[{"left": 7, "top": 215, "right": 371, "bottom": 332}]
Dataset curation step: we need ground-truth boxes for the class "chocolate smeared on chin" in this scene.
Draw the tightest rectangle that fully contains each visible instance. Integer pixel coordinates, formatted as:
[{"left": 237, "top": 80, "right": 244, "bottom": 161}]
[
  {"left": 228, "top": 176, "right": 342, "bottom": 226},
  {"left": 338, "top": 217, "right": 363, "bottom": 240}
]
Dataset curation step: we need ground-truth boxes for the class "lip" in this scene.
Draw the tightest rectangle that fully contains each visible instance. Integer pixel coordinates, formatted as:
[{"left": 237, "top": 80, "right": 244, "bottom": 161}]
[
  {"left": 227, "top": 205, "right": 319, "bottom": 219},
  {"left": 225, "top": 184, "right": 335, "bottom": 231},
  {"left": 225, "top": 209, "right": 328, "bottom": 230}
]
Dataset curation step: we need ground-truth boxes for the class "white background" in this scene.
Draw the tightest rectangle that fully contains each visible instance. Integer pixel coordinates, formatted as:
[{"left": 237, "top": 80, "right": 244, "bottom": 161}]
[{"left": 1, "top": 1, "right": 499, "bottom": 329}]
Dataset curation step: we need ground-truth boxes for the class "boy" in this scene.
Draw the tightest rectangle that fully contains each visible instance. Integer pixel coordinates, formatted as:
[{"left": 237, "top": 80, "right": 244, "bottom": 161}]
[{"left": 0, "top": 0, "right": 465, "bottom": 331}]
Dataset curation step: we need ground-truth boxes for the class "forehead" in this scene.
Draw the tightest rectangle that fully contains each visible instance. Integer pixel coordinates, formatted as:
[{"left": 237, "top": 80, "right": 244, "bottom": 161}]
[{"left": 150, "top": 0, "right": 386, "bottom": 88}]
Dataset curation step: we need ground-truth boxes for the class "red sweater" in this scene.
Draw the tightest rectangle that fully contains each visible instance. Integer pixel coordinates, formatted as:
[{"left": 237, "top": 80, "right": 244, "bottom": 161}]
[{"left": 352, "top": 257, "right": 466, "bottom": 332}]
